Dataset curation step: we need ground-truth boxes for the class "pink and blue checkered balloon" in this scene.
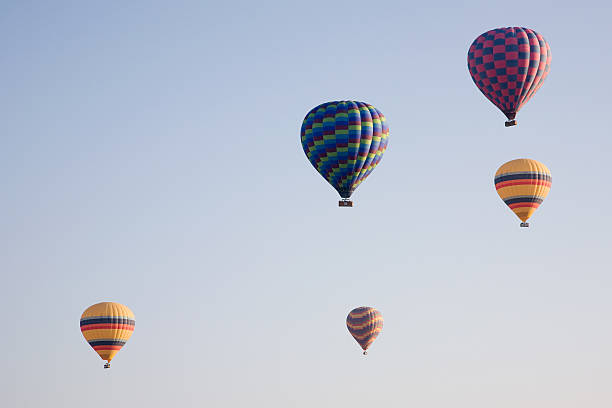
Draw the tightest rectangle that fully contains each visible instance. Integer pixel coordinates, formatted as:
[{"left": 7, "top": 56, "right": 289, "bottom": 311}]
[{"left": 468, "top": 27, "right": 551, "bottom": 126}]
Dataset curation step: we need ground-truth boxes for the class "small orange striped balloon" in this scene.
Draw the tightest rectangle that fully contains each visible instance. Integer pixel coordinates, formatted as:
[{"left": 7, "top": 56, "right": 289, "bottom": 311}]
[
  {"left": 80, "top": 302, "right": 135, "bottom": 368},
  {"left": 494, "top": 158, "right": 551, "bottom": 226},
  {"left": 346, "top": 307, "right": 383, "bottom": 355}
]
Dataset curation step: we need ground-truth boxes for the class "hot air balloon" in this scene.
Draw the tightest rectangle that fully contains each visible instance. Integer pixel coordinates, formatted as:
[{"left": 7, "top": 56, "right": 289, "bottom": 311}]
[
  {"left": 468, "top": 27, "right": 551, "bottom": 126},
  {"left": 494, "top": 158, "right": 551, "bottom": 227},
  {"left": 80, "top": 302, "right": 135, "bottom": 369},
  {"left": 346, "top": 307, "right": 383, "bottom": 355},
  {"left": 301, "top": 101, "right": 389, "bottom": 207}
]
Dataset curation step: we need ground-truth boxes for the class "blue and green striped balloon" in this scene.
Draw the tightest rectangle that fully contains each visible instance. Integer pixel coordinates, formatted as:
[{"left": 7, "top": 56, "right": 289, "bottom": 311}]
[{"left": 301, "top": 101, "right": 389, "bottom": 200}]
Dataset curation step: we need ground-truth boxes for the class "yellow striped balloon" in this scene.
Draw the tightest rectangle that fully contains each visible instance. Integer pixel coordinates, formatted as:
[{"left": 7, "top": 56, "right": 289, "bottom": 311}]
[
  {"left": 80, "top": 302, "right": 135, "bottom": 369},
  {"left": 494, "top": 158, "right": 552, "bottom": 227}
]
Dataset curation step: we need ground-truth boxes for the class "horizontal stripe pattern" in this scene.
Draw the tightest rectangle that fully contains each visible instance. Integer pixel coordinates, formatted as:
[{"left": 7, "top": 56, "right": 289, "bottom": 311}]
[
  {"left": 80, "top": 325, "right": 134, "bottom": 331},
  {"left": 495, "top": 179, "right": 551, "bottom": 189},
  {"left": 494, "top": 159, "right": 551, "bottom": 223},
  {"left": 346, "top": 307, "right": 383, "bottom": 352},
  {"left": 503, "top": 196, "right": 544, "bottom": 205},
  {"left": 80, "top": 302, "right": 135, "bottom": 364},
  {"left": 494, "top": 172, "right": 552, "bottom": 184},
  {"left": 88, "top": 340, "right": 127, "bottom": 346},
  {"left": 80, "top": 317, "right": 135, "bottom": 326}
]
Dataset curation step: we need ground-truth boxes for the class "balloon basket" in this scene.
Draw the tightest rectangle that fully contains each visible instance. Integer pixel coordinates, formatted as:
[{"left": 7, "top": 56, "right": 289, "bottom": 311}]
[
  {"left": 339, "top": 200, "right": 353, "bottom": 207},
  {"left": 505, "top": 120, "right": 517, "bottom": 127},
  {"left": 363, "top": 351, "right": 368, "bottom": 355},
  {"left": 520, "top": 222, "right": 529, "bottom": 228},
  {"left": 104, "top": 362, "right": 111, "bottom": 369}
]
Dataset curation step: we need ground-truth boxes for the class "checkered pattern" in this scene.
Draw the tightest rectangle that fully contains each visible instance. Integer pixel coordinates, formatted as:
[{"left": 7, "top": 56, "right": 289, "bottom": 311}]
[
  {"left": 468, "top": 27, "right": 551, "bottom": 120},
  {"left": 301, "top": 101, "right": 389, "bottom": 199}
]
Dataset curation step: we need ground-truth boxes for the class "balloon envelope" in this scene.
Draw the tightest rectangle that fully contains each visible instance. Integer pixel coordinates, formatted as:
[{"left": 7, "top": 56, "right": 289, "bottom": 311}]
[
  {"left": 494, "top": 158, "right": 551, "bottom": 224},
  {"left": 301, "top": 101, "right": 389, "bottom": 199},
  {"left": 346, "top": 307, "right": 383, "bottom": 353},
  {"left": 468, "top": 27, "right": 551, "bottom": 124},
  {"left": 80, "top": 302, "right": 135, "bottom": 365}
]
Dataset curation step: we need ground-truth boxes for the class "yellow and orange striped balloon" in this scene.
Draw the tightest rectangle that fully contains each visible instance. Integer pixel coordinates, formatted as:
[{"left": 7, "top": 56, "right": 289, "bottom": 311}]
[
  {"left": 80, "top": 302, "right": 135, "bottom": 368},
  {"left": 494, "top": 158, "right": 551, "bottom": 226}
]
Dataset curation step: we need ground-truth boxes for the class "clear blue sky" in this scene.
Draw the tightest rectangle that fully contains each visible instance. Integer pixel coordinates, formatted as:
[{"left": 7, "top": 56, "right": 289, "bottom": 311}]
[{"left": 2, "top": 1, "right": 611, "bottom": 407}]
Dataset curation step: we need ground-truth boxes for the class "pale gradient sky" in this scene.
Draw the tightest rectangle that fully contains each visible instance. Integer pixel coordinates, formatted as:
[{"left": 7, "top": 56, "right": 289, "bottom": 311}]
[{"left": 1, "top": 1, "right": 611, "bottom": 407}]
